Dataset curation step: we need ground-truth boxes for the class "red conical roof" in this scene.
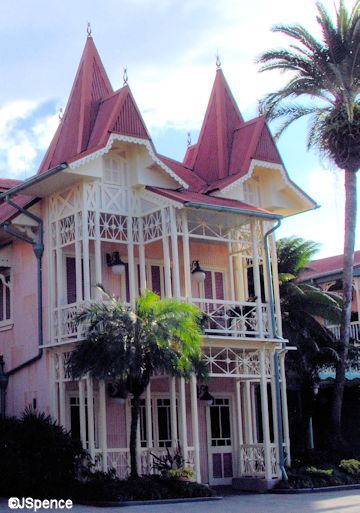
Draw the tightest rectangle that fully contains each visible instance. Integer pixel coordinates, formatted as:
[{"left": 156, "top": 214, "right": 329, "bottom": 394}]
[
  {"left": 188, "top": 68, "right": 244, "bottom": 183},
  {"left": 38, "top": 36, "right": 113, "bottom": 174}
]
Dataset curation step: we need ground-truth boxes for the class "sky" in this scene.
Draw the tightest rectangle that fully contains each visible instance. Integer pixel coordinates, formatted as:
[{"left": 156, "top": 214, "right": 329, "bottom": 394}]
[{"left": 0, "top": 0, "right": 359, "bottom": 258}]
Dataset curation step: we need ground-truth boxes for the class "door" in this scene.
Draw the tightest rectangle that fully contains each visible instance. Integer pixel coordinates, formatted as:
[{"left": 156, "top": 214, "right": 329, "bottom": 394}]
[{"left": 207, "top": 397, "right": 234, "bottom": 485}]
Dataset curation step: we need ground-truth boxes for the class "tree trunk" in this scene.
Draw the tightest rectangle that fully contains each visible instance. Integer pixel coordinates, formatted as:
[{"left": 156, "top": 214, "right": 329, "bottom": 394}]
[
  {"left": 130, "top": 395, "right": 141, "bottom": 478},
  {"left": 330, "top": 169, "right": 358, "bottom": 443}
]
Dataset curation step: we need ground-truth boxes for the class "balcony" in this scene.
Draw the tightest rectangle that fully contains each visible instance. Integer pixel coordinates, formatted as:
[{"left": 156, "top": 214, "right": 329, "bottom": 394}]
[
  {"left": 51, "top": 298, "right": 272, "bottom": 346},
  {"left": 328, "top": 321, "right": 360, "bottom": 343}
]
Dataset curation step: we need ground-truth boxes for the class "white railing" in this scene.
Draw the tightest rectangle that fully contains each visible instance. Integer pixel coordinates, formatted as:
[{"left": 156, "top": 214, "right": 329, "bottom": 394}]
[
  {"left": 328, "top": 321, "right": 360, "bottom": 342},
  {"left": 52, "top": 298, "right": 271, "bottom": 345},
  {"left": 192, "top": 298, "right": 271, "bottom": 338},
  {"left": 240, "top": 443, "right": 278, "bottom": 478}
]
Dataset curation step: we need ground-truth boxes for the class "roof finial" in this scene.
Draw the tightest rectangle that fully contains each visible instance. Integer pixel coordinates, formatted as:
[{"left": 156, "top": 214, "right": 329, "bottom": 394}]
[
  {"left": 58, "top": 107, "right": 63, "bottom": 122},
  {"left": 187, "top": 132, "right": 192, "bottom": 148},
  {"left": 87, "top": 22, "right": 92, "bottom": 37},
  {"left": 123, "top": 66, "right": 128, "bottom": 86},
  {"left": 216, "top": 51, "right": 221, "bottom": 69}
]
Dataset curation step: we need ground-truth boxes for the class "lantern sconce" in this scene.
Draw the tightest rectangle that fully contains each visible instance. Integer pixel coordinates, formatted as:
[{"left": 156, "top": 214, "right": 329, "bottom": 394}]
[
  {"left": 197, "top": 385, "right": 214, "bottom": 406},
  {"left": 191, "top": 260, "right": 206, "bottom": 283},
  {"left": 106, "top": 251, "right": 126, "bottom": 275}
]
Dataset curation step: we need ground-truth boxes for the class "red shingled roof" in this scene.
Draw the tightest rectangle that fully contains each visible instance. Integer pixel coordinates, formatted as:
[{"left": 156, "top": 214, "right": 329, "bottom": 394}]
[
  {"left": 146, "top": 186, "right": 276, "bottom": 216},
  {"left": 0, "top": 178, "right": 22, "bottom": 191},
  {"left": 156, "top": 154, "right": 205, "bottom": 192},
  {"left": 0, "top": 195, "right": 36, "bottom": 224},
  {"left": 300, "top": 251, "right": 360, "bottom": 281}
]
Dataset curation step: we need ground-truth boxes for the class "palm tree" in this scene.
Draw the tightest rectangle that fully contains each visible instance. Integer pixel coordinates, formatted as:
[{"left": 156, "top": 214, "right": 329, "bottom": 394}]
[
  {"left": 69, "top": 289, "right": 205, "bottom": 478},
  {"left": 277, "top": 237, "right": 343, "bottom": 449},
  {"left": 257, "top": 0, "right": 360, "bottom": 441}
]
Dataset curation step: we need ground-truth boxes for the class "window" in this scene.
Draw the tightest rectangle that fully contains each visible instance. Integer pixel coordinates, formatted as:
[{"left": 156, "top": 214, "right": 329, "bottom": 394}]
[
  {"left": 65, "top": 256, "right": 85, "bottom": 304},
  {"left": 0, "top": 267, "right": 11, "bottom": 325},
  {"left": 103, "top": 156, "right": 128, "bottom": 185}
]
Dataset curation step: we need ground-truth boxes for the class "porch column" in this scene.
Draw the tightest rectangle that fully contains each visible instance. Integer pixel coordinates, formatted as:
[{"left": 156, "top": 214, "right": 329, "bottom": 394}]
[
  {"left": 354, "top": 277, "right": 360, "bottom": 323},
  {"left": 50, "top": 352, "right": 59, "bottom": 421},
  {"left": 181, "top": 210, "right": 192, "bottom": 299},
  {"left": 251, "top": 219, "right": 264, "bottom": 337},
  {"left": 127, "top": 213, "right": 136, "bottom": 303},
  {"left": 234, "top": 252, "right": 245, "bottom": 301},
  {"left": 259, "top": 350, "right": 272, "bottom": 480},
  {"left": 244, "top": 381, "right": 253, "bottom": 443},
  {"left": 270, "top": 234, "right": 283, "bottom": 336},
  {"left": 99, "top": 380, "right": 108, "bottom": 471},
  {"left": 270, "top": 353, "right": 280, "bottom": 476},
  {"left": 235, "top": 380, "right": 244, "bottom": 476},
  {"left": 280, "top": 352, "right": 291, "bottom": 466},
  {"left": 161, "top": 208, "right": 172, "bottom": 297},
  {"left": 82, "top": 198, "right": 91, "bottom": 302},
  {"left": 169, "top": 207, "right": 181, "bottom": 298},
  {"left": 251, "top": 383, "right": 258, "bottom": 442},
  {"left": 228, "top": 243, "right": 235, "bottom": 301},
  {"left": 138, "top": 217, "right": 147, "bottom": 291},
  {"left": 78, "top": 379, "right": 87, "bottom": 450},
  {"left": 190, "top": 374, "right": 201, "bottom": 482},
  {"left": 75, "top": 212, "right": 83, "bottom": 303},
  {"left": 58, "top": 353, "right": 66, "bottom": 428},
  {"left": 179, "top": 377, "right": 188, "bottom": 458},
  {"left": 170, "top": 376, "right": 178, "bottom": 448},
  {"left": 55, "top": 220, "right": 64, "bottom": 309},
  {"left": 86, "top": 375, "right": 96, "bottom": 461},
  {"left": 94, "top": 195, "right": 102, "bottom": 300},
  {"left": 145, "top": 381, "right": 153, "bottom": 458}
]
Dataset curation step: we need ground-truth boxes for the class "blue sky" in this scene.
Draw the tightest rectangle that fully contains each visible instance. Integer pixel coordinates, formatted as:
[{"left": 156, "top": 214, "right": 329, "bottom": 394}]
[{"left": 0, "top": 0, "right": 358, "bottom": 258}]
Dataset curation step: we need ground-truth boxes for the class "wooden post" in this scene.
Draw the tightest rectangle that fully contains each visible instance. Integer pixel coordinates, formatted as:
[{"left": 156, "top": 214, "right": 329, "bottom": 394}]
[
  {"left": 86, "top": 375, "right": 95, "bottom": 461},
  {"left": 78, "top": 379, "right": 87, "bottom": 450},
  {"left": 259, "top": 350, "right": 272, "bottom": 480},
  {"left": 179, "top": 377, "right": 188, "bottom": 459},
  {"left": 99, "top": 380, "right": 108, "bottom": 471},
  {"left": 251, "top": 219, "right": 263, "bottom": 337},
  {"left": 170, "top": 376, "right": 178, "bottom": 448},
  {"left": 235, "top": 380, "right": 244, "bottom": 476},
  {"left": 190, "top": 374, "right": 201, "bottom": 482},
  {"left": 181, "top": 210, "right": 192, "bottom": 300},
  {"left": 161, "top": 208, "right": 172, "bottom": 297}
]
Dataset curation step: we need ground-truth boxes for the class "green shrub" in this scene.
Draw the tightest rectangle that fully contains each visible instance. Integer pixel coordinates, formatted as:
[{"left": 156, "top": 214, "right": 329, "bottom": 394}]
[
  {"left": 305, "top": 466, "right": 334, "bottom": 477},
  {"left": 339, "top": 459, "right": 360, "bottom": 475}
]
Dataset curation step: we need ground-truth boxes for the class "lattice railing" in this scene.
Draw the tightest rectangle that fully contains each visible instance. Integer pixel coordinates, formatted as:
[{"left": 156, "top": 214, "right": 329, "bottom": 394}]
[
  {"left": 328, "top": 321, "right": 360, "bottom": 342},
  {"left": 202, "top": 347, "right": 271, "bottom": 377},
  {"left": 107, "top": 449, "right": 130, "bottom": 479},
  {"left": 193, "top": 298, "right": 270, "bottom": 338},
  {"left": 240, "top": 444, "right": 277, "bottom": 478}
]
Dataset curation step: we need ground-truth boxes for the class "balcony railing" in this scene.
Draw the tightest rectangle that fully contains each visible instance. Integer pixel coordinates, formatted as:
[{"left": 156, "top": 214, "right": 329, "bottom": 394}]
[
  {"left": 51, "top": 298, "right": 271, "bottom": 345},
  {"left": 328, "top": 321, "right": 360, "bottom": 342}
]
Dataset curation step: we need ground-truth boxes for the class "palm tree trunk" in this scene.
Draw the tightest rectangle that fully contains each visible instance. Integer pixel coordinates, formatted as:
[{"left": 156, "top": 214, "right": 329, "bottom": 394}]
[
  {"left": 130, "top": 395, "right": 141, "bottom": 478},
  {"left": 330, "top": 169, "right": 358, "bottom": 442}
]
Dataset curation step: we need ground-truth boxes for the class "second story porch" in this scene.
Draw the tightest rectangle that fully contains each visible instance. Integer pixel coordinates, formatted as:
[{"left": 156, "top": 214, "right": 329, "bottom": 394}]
[{"left": 47, "top": 180, "right": 282, "bottom": 347}]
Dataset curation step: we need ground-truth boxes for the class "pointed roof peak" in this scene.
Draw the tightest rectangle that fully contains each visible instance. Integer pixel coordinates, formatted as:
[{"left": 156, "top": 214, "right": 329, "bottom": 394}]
[
  {"left": 38, "top": 35, "right": 113, "bottom": 174},
  {"left": 187, "top": 67, "right": 244, "bottom": 183}
]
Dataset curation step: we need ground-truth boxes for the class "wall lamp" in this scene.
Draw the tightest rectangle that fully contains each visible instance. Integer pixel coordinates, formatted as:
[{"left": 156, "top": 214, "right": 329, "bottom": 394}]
[
  {"left": 106, "top": 251, "right": 126, "bottom": 275},
  {"left": 191, "top": 260, "right": 206, "bottom": 283},
  {"left": 197, "top": 385, "right": 214, "bottom": 406}
]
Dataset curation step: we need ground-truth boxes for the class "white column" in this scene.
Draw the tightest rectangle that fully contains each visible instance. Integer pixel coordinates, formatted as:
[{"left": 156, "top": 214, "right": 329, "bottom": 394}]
[
  {"left": 170, "top": 376, "right": 178, "bottom": 447},
  {"left": 251, "top": 219, "right": 263, "bottom": 337},
  {"left": 259, "top": 350, "right": 272, "bottom": 480},
  {"left": 161, "top": 209, "right": 172, "bottom": 297},
  {"left": 270, "top": 354, "right": 280, "bottom": 476},
  {"left": 138, "top": 217, "right": 147, "bottom": 291},
  {"left": 244, "top": 381, "right": 253, "bottom": 444},
  {"left": 78, "top": 379, "right": 87, "bottom": 450},
  {"left": 99, "top": 380, "right": 108, "bottom": 471},
  {"left": 228, "top": 243, "right": 235, "bottom": 301},
  {"left": 181, "top": 210, "right": 192, "bottom": 300},
  {"left": 280, "top": 352, "right": 291, "bottom": 466},
  {"left": 127, "top": 213, "right": 136, "bottom": 303},
  {"left": 169, "top": 207, "right": 181, "bottom": 298},
  {"left": 270, "top": 234, "right": 283, "bottom": 336},
  {"left": 82, "top": 206, "right": 91, "bottom": 302},
  {"left": 50, "top": 351, "right": 59, "bottom": 421},
  {"left": 58, "top": 353, "right": 66, "bottom": 428},
  {"left": 86, "top": 375, "right": 96, "bottom": 461},
  {"left": 75, "top": 213, "right": 83, "bottom": 303},
  {"left": 235, "top": 380, "right": 244, "bottom": 476},
  {"left": 55, "top": 221, "right": 64, "bottom": 309},
  {"left": 190, "top": 374, "right": 201, "bottom": 483},
  {"left": 251, "top": 383, "right": 258, "bottom": 442},
  {"left": 94, "top": 202, "right": 102, "bottom": 300},
  {"left": 178, "top": 377, "right": 188, "bottom": 458},
  {"left": 145, "top": 382, "right": 153, "bottom": 449}
]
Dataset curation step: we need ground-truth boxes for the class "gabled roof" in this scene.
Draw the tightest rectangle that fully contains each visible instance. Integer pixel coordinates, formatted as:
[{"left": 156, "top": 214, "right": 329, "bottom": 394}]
[
  {"left": 299, "top": 251, "right": 360, "bottom": 282},
  {"left": 156, "top": 154, "right": 205, "bottom": 192},
  {"left": 188, "top": 69, "right": 243, "bottom": 183}
]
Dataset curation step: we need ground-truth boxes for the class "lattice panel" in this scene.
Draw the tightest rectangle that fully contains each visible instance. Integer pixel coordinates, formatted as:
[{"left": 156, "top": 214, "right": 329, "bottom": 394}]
[
  {"left": 49, "top": 187, "right": 82, "bottom": 221},
  {"left": 99, "top": 213, "right": 128, "bottom": 241},
  {"left": 240, "top": 444, "right": 277, "bottom": 478},
  {"left": 59, "top": 215, "right": 75, "bottom": 246},
  {"left": 100, "top": 185, "right": 129, "bottom": 213},
  {"left": 142, "top": 210, "right": 163, "bottom": 242},
  {"left": 107, "top": 451, "right": 130, "bottom": 479},
  {"left": 202, "top": 347, "right": 271, "bottom": 377},
  {"left": 88, "top": 211, "right": 96, "bottom": 238}
]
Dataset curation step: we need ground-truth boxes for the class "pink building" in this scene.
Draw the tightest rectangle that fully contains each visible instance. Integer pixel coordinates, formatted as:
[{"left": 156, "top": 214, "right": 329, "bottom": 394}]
[{"left": 0, "top": 35, "right": 316, "bottom": 489}]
